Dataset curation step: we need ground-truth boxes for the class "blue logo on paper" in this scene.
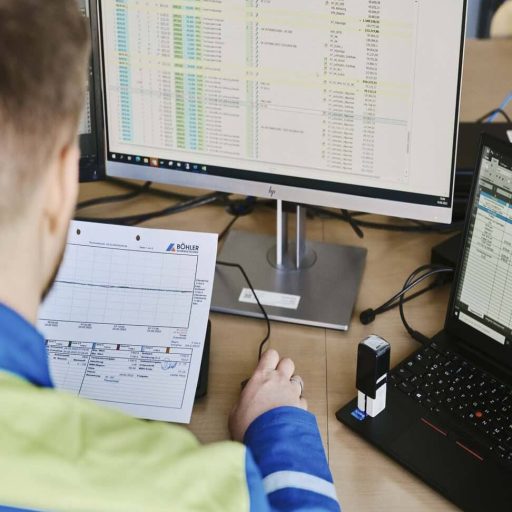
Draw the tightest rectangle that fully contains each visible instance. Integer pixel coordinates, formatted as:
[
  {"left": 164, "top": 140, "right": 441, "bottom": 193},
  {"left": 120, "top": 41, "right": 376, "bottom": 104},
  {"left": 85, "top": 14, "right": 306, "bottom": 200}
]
[
  {"left": 167, "top": 243, "right": 177, "bottom": 253},
  {"left": 351, "top": 408, "right": 367, "bottom": 421}
]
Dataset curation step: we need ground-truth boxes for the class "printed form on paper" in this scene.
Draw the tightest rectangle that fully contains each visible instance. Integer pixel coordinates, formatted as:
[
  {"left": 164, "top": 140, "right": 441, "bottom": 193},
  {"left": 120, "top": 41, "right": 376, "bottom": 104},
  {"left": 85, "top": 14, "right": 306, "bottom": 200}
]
[{"left": 38, "top": 221, "right": 218, "bottom": 424}]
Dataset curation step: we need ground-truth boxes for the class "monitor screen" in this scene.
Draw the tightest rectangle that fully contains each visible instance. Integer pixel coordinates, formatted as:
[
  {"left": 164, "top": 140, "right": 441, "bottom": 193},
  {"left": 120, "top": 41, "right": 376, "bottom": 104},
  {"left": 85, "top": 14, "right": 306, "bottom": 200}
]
[
  {"left": 98, "top": 0, "right": 466, "bottom": 222},
  {"left": 454, "top": 142, "right": 512, "bottom": 350},
  {"left": 79, "top": 0, "right": 105, "bottom": 183}
]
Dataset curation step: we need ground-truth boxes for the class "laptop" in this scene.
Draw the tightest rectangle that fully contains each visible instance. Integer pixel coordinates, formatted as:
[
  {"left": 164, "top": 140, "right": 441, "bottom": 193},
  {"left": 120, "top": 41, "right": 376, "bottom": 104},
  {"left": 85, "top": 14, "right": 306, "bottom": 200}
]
[{"left": 336, "top": 134, "right": 512, "bottom": 512}]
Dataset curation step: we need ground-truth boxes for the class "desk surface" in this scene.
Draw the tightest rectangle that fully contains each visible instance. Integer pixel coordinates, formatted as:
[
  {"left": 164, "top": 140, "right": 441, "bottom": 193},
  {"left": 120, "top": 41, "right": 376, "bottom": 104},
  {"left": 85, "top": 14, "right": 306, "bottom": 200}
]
[
  {"left": 78, "top": 39, "right": 511, "bottom": 512},
  {"left": 460, "top": 39, "right": 512, "bottom": 123}
]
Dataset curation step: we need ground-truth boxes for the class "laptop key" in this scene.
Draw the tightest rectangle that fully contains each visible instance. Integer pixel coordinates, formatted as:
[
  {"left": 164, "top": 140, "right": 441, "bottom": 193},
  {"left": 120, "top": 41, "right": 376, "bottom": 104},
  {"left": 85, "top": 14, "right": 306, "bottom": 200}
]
[
  {"left": 390, "top": 373, "right": 400, "bottom": 385},
  {"left": 412, "top": 391, "right": 424, "bottom": 402},
  {"left": 398, "top": 381, "right": 416, "bottom": 394},
  {"left": 393, "top": 341, "right": 512, "bottom": 468},
  {"left": 397, "top": 367, "right": 413, "bottom": 379},
  {"left": 406, "top": 361, "right": 426, "bottom": 375}
]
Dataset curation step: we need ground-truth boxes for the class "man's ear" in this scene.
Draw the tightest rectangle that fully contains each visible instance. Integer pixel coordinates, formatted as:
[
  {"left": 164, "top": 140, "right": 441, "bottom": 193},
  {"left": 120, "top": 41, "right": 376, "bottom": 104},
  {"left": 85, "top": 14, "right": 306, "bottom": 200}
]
[{"left": 43, "top": 141, "right": 79, "bottom": 235}]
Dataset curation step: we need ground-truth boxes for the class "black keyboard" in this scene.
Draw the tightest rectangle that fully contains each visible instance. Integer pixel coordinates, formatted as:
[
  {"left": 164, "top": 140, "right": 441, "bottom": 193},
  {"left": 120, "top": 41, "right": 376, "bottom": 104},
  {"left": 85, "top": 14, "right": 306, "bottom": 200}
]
[{"left": 390, "top": 341, "right": 512, "bottom": 468}]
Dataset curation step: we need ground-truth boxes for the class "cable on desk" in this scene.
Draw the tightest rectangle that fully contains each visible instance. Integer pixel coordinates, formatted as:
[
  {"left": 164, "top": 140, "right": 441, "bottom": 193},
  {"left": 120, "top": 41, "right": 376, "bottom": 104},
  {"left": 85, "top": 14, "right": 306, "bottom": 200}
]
[
  {"left": 219, "top": 215, "right": 240, "bottom": 242},
  {"left": 105, "top": 177, "right": 195, "bottom": 201},
  {"left": 360, "top": 264, "right": 454, "bottom": 346},
  {"left": 476, "top": 108, "right": 512, "bottom": 124},
  {"left": 483, "top": 91, "right": 512, "bottom": 123},
  {"left": 218, "top": 196, "right": 257, "bottom": 242},
  {"left": 360, "top": 264, "right": 444, "bottom": 324},
  {"left": 375, "top": 281, "right": 439, "bottom": 315},
  {"left": 76, "top": 182, "right": 153, "bottom": 211},
  {"left": 83, "top": 178, "right": 261, "bottom": 220},
  {"left": 216, "top": 260, "right": 271, "bottom": 361},
  {"left": 341, "top": 209, "right": 364, "bottom": 238},
  {"left": 399, "top": 266, "right": 454, "bottom": 345},
  {"left": 75, "top": 192, "right": 224, "bottom": 226}
]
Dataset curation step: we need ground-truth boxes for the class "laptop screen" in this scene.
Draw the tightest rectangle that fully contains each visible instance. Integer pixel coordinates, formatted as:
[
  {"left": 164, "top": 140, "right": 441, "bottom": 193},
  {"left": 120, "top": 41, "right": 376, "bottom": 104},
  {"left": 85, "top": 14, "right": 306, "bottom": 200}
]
[{"left": 453, "top": 142, "right": 512, "bottom": 351}]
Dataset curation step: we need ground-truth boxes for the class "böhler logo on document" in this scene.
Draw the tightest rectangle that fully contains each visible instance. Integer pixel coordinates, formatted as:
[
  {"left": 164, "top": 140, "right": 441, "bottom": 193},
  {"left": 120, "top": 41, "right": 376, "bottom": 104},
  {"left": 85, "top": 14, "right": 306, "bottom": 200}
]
[{"left": 167, "top": 242, "right": 199, "bottom": 255}]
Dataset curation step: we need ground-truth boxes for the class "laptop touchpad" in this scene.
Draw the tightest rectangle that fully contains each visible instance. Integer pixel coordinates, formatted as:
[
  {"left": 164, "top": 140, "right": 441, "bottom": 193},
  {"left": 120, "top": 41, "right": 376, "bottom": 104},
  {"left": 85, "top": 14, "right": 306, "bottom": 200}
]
[
  {"left": 390, "top": 419, "right": 475, "bottom": 495},
  {"left": 389, "top": 417, "right": 512, "bottom": 509}
]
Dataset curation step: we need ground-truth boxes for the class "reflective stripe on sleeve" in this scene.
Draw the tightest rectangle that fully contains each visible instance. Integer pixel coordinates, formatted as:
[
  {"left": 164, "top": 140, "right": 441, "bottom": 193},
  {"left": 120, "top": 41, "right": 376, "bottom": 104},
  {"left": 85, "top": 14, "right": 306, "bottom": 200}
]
[{"left": 262, "top": 471, "right": 339, "bottom": 502}]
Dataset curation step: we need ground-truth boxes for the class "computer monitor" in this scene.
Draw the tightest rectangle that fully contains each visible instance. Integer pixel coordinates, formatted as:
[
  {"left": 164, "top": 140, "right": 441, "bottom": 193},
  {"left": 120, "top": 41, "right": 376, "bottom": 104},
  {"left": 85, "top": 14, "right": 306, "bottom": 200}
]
[
  {"left": 97, "top": 0, "right": 467, "bottom": 330},
  {"left": 79, "top": 0, "right": 105, "bottom": 183}
]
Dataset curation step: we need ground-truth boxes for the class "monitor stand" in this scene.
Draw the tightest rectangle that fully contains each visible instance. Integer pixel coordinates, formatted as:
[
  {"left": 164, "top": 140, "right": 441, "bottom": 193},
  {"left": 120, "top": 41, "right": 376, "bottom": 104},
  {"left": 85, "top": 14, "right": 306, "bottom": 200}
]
[{"left": 212, "top": 201, "right": 367, "bottom": 331}]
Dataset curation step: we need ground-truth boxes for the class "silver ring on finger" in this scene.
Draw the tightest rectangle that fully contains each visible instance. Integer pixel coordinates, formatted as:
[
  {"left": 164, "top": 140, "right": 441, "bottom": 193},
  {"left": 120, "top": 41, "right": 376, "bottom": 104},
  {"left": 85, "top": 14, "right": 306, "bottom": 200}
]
[{"left": 290, "top": 375, "right": 304, "bottom": 397}]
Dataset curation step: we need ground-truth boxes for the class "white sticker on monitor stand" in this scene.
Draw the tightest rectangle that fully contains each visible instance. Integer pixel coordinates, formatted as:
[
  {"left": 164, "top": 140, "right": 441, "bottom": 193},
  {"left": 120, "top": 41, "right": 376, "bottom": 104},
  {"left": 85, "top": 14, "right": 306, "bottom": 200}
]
[{"left": 239, "top": 289, "right": 301, "bottom": 310}]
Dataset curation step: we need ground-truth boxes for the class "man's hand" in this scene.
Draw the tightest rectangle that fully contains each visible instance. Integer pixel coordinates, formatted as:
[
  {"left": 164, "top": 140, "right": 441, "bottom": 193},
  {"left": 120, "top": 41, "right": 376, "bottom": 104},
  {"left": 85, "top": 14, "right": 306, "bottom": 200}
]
[{"left": 229, "top": 349, "right": 307, "bottom": 443}]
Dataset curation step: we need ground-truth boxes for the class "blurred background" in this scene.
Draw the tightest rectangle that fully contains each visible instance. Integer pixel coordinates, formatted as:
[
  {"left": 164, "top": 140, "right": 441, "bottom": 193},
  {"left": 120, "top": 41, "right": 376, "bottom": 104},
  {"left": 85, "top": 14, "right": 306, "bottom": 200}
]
[{"left": 467, "top": 0, "right": 511, "bottom": 38}]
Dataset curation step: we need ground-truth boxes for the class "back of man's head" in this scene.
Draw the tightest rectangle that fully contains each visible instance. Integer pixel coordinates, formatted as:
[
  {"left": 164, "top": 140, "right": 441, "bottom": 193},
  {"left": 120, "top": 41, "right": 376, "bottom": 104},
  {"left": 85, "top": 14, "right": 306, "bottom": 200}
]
[{"left": 0, "top": 0, "right": 89, "bottom": 222}]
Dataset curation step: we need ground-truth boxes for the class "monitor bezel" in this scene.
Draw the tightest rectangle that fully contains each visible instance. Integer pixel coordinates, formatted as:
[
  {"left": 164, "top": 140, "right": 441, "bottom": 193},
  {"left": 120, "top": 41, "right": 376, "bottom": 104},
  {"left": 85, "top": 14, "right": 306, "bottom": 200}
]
[
  {"left": 79, "top": 0, "right": 105, "bottom": 183},
  {"left": 446, "top": 133, "right": 512, "bottom": 370},
  {"left": 98, "top": 0, "right": 467, "bottom": 224}
]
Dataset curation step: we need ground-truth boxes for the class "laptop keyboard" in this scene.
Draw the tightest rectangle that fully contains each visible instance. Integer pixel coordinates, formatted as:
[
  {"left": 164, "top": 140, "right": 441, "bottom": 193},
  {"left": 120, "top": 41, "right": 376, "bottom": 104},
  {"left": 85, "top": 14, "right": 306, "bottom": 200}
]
[{"left": 390, "top": 341, "right": 512, "bottom": 468}]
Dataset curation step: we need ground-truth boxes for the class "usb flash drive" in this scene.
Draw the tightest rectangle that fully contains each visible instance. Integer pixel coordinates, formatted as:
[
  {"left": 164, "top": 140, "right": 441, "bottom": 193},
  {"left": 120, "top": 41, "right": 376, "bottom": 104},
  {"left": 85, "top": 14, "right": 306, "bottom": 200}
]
[{"left": 356, "top": 335, "right": 391, "bottom": 418}]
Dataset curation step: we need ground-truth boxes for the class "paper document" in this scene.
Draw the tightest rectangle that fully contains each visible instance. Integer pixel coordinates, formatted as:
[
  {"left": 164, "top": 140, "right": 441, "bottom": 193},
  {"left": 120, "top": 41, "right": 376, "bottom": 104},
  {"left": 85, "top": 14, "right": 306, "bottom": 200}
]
[{"left": 38, "top": 221, "right": 218, "bottom": 423}]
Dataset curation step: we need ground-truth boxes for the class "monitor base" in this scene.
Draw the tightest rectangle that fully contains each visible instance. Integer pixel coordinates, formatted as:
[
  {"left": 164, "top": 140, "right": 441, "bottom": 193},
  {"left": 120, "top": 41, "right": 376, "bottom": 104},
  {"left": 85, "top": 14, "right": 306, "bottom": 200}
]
[{"left": 212, "top": 229, "right": 366, "bottom": 331}]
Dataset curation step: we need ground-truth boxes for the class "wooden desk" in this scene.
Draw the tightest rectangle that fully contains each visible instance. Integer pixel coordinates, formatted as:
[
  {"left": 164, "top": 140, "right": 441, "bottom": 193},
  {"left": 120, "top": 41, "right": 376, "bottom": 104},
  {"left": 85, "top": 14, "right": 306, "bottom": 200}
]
[
  {"left": 78, "top": 39, "right": 511, "bottom": 512},
  {"left": 460, "top": 39, "right": 512, "bottom": 123}
]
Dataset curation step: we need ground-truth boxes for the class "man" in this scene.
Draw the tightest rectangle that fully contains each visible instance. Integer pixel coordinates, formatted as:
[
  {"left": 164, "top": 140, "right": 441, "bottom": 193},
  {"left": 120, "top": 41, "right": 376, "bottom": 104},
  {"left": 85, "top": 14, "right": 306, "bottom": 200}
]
[{"left": 0, "top": 1, "right": 340, "bottom": 511}]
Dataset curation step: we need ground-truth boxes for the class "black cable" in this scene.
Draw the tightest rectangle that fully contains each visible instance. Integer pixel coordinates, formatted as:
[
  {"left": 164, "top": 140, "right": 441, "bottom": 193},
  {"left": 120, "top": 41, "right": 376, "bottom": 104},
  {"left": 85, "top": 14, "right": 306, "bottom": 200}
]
[
  {"left": 341, "top": 209, "right": 364, "bottom": 238},
  {"left": 216, "top": 261, "right": 271, "bottom": 361},
  {"left": 360, "top": 264, "right": 453, "bottom": 325},
  {"left": 81, "top": 179, "right": 259, "bottom": 226},
  {"left": 76, "top": 182, "right": 153, "bottom": 211},
  {"left": 105, "top": 177, "right": 195, "bottom": 201},
  {"left": 218, "top": 196, "right": 257, "bottom": 241},
  {"left": 377, "top": 281, "right": 439, "bottom": 314},
  {"left": 225, "top": 196, "right": 257, "bottom": 217},
  {"left": 219, "top": 215, "right": 240, "bottom": 241},
  {"left": 75, "top": 192, "right": 223, "bottom": 226},
  {"left": 364, "top": 264, "right": 437, "bottom": 319},
  {"left": 476, "top": 108, "right": 512, "bottom": 124},
  {"left": 399, "top": 267, "right": 454, "bottom": 345}
]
